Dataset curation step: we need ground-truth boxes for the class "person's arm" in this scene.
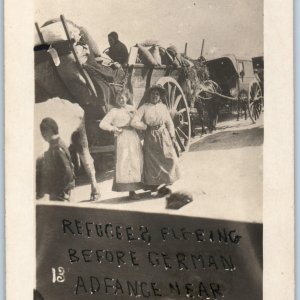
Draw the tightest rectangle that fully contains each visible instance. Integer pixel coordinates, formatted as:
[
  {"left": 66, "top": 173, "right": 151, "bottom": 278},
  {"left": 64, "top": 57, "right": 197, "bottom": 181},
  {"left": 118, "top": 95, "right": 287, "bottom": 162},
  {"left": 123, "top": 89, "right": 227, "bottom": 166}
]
[
  {"left": 131, "top": 105, "right": 147, "bottom": 130},
  {"left": 55, "top": 148, "right": 75, "bottom": 189},
  {"left": 126, "top": 105, "right": 136, "bottom": 118},
  {"left": 99, "top": 109, "right": 122, "bottom": 133}
]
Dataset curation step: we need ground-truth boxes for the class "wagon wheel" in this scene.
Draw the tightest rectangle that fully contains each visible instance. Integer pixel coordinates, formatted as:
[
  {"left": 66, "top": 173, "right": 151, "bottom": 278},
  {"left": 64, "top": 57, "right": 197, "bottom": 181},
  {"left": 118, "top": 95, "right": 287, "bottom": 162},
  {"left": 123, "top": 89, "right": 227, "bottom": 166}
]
[
  {"left": 156, "top": 77, "right": 191, "bottom": 153},
  {"left": 248, "top": 81, "right": 263, "bottom": 121}
]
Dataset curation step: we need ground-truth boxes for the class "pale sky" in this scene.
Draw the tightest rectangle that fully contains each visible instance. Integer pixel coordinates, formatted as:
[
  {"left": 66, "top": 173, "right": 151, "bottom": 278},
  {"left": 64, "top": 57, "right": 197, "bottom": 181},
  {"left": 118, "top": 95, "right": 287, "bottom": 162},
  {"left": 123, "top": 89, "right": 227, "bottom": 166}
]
[{"left": 35, "top": 0, "right": 263, "bottom": 59}]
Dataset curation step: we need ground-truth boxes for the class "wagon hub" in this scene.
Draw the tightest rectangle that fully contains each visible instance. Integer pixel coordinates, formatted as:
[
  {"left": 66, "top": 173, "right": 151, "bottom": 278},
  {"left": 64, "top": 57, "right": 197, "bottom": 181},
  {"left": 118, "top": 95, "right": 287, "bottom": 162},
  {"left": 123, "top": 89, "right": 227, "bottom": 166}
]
[{"left": 173, "top": 112, "right": 185, "bottom": 127}]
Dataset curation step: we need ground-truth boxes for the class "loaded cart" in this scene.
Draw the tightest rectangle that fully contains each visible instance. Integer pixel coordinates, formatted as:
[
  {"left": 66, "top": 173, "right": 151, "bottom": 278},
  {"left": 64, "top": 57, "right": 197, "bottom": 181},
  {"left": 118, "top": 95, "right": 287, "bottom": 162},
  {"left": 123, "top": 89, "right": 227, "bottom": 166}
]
[
  {"left": 35, "top": 16, "right": 262, "bottom": 158},
  {"left": 34, "top": 16, "right": 193, "bottom": 154}
]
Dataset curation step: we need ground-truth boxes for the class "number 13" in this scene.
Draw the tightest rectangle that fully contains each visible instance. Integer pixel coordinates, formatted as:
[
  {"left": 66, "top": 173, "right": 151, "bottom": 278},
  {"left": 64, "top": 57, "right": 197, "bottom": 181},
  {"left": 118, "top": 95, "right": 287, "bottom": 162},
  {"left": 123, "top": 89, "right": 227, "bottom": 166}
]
[{"left": 51, "top": 267, "right": 65, "bottom": 283}]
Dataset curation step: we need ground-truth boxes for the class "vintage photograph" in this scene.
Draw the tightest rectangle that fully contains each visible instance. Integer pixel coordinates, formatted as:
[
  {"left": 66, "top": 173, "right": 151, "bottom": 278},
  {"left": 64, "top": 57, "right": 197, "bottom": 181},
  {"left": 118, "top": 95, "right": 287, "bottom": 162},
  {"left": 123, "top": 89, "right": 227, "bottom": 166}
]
[{"left": 33, "top": 0, "right": 264, "bottom": 299}]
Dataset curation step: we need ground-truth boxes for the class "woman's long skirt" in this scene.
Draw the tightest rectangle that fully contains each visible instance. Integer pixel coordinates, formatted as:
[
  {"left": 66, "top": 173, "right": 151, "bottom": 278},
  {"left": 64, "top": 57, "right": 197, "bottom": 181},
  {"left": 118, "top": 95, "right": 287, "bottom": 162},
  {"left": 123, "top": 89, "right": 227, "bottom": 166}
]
[
  {"left": 113, "top": 128, "right": 143, "bottom": 192},
  {"left": 143, "top": 126, "right": 180, "bottom": 186}
]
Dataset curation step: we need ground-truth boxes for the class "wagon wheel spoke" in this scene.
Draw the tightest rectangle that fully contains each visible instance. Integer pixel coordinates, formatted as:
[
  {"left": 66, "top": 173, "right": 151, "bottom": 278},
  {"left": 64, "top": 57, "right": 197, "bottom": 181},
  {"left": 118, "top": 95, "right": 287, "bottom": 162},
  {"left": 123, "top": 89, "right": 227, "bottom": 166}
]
[
  {"left": 254, "top": 89, "right": 261, "bottom": 100},
  {"left": 253, "top": 84, "right": 261, "bottom": 100},
  {"left": 175, "top": 130, "right": 185, "bottom": 152},
  {"left": 165, "top": 97, "right": 171, "bottom": 110},
  {"left": 170, "top": 85, "right": 176, "bottom": 107},
  {"left": 157, "top": 77, "right": 191, "bottom": 153},
  {"left": 177, "top": 127, "right": 189, "bottom": 141},
  {"left": 172, "top": 94, "right": 182, "bottom": 113},
  {"left": 254, "top": 99, "right": 262, "bottom": 119},
  {"left": 165, "top": 84, "right": 174, "bottom": 109},
  {"left": 248, "top": 81, "right": 263, "bottom": 123},
  {"left": 166, "top": 82, "right": 170, "bottom": 97},
  {"left": 166, "top": 82, "right": 172, "bottom": 108},
  {"left": 177, "top": 107, "right": 188, "bottom": 114}
]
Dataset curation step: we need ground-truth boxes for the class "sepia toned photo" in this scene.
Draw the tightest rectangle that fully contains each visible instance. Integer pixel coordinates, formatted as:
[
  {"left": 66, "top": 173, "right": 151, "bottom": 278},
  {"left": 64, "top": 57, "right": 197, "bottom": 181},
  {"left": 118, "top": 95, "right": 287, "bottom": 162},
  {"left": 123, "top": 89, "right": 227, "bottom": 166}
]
[
  {"left": 33, "top": 1, "right": 263, "bottom": 299},
  {"left": 5, "top": 0, "right": 294, "bottom": 299}
]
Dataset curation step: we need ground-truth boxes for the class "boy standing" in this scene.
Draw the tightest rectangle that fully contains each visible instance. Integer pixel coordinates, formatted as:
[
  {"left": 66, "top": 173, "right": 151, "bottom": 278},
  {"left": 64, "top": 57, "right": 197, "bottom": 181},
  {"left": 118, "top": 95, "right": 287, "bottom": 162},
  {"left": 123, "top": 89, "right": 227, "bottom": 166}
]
[{"left": 39, "top": 118, "right": 75, "bottom": 201}]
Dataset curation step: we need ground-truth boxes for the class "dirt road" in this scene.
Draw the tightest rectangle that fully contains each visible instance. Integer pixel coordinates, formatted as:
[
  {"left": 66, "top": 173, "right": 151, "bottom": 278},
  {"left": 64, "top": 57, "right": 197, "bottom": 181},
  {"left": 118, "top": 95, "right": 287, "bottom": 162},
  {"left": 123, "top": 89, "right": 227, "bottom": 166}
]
[{"left": 38, "top": 116, "right": 263, "bottom": 223}]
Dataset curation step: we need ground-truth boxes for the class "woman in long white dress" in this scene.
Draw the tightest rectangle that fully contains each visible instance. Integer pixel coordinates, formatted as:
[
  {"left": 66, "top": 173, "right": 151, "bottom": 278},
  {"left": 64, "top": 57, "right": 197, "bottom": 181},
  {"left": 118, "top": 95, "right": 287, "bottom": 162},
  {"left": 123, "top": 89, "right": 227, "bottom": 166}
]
[
  {"left": 131, "top": 84, "right": 180, "bottom": 196},
  {"left": 99, "top": 91, "right": 143, "bottom": 199}
]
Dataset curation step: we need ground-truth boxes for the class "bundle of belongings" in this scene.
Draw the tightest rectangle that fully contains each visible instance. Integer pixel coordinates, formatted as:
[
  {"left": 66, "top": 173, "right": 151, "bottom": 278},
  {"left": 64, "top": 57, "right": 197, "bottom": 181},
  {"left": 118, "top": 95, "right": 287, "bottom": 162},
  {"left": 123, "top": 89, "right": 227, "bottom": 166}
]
[
  {"left": 132, "top": 41, "right": 210, "bottom": 106},
  {"left": 133, "top": 41, "right": 209, "bottom": 85},
  {"left": 180, "top": 54, "right": 210, "bottom": 91},
  {"left": 133, "top": 41, "right": 194, "bottom": 68},
  {"left": 34, "top": 18, "right": 126, "bottom": 119}
]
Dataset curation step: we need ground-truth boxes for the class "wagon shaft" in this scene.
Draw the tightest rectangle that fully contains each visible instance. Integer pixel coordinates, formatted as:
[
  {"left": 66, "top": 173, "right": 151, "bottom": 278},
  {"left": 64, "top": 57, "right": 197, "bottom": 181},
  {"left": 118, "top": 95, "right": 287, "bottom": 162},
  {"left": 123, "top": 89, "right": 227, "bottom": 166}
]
[{"left": 198, "top": 89, "right": 238, "bottom": 102}]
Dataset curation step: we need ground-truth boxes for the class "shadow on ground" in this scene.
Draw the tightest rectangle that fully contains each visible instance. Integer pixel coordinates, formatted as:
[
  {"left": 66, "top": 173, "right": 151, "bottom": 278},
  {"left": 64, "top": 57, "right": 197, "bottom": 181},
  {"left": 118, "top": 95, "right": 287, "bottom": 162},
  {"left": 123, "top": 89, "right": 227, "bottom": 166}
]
[
  {"left": 87, "top": 191, "right": 154, "bottom": 204},
  {"left": 75, "top": 163, "right": 115, "bottom": 187},
  {"left": 190, "top": 126, "right": 264, "bottom": 152}
]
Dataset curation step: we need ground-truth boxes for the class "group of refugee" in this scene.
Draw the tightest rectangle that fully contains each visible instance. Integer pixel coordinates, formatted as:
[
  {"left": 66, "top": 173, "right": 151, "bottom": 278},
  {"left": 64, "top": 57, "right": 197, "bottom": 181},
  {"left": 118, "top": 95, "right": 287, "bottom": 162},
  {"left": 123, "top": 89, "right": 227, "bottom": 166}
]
[{"left": 39, "top": 32, "right": 180, "bottom": 202}]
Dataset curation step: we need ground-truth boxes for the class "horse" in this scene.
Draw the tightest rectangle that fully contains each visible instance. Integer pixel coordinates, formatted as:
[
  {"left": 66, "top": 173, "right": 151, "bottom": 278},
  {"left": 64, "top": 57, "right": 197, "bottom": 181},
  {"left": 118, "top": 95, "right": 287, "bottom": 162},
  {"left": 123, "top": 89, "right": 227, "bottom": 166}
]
[{"left": 180, "top": 64, "right": 220, "bottom": 135}]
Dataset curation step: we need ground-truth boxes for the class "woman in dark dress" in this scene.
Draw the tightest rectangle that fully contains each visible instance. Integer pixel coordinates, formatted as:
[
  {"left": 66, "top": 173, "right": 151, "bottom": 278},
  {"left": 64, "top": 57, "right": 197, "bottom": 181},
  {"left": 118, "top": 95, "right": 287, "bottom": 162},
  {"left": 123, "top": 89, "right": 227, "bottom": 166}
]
[{"left": 131, "top": 85, "right": 180, "bottom": 196}]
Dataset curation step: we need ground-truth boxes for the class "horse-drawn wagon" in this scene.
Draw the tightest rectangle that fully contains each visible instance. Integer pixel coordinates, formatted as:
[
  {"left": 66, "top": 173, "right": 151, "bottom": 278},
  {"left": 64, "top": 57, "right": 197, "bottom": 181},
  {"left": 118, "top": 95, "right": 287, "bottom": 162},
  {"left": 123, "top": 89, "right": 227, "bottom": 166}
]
[
  {"left": 35, "top": 16, "right": 194, "bottom": 155},
  {"left": 34, "top": 16, "right": 263, "bottom": 162},
  {"left": 206, "top": 55, "right": 263, "bottom": 122}
]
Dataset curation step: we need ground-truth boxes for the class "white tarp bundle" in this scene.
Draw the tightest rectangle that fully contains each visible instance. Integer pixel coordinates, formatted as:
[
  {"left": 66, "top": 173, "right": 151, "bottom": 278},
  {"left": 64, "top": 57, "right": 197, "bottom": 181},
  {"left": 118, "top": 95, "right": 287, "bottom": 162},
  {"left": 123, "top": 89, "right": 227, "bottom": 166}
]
[{"left": 34, "top": 21, "right": 81, "bottom": 46}]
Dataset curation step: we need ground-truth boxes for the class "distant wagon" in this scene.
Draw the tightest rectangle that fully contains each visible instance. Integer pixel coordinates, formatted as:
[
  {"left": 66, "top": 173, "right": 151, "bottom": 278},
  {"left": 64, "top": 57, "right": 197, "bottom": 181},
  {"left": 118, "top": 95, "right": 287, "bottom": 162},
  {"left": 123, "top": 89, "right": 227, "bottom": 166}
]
[{"left": 206, "top": 55, "right": 263, "bottom": 121}]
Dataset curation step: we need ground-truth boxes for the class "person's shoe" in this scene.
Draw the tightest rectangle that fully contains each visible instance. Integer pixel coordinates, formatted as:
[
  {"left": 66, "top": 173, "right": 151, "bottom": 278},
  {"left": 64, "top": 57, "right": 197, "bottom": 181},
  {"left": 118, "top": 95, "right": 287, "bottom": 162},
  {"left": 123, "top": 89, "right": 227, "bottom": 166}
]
[
  {"left": 54, "top": 191, "right": 71, "bottom": 202},
  {"left": 156, "top": 186, "right": 172, "bottom": 197},
  {"left": 129, "top": 191, "right": 140, "bottom": 200},
  {"left": 90, "top": 192, "right": 101, "bottom": 201}
]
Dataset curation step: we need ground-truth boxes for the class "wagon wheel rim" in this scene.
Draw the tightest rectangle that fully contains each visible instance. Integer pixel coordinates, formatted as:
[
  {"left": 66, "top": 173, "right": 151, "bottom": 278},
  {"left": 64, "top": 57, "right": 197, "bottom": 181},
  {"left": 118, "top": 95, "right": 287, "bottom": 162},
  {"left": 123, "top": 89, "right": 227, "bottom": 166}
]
[
  {"left": 248, "top": 81, "right": 263, "bottom": 121},
  {"left": 156, "top": 77, "right": 191, "bottom": 153}
]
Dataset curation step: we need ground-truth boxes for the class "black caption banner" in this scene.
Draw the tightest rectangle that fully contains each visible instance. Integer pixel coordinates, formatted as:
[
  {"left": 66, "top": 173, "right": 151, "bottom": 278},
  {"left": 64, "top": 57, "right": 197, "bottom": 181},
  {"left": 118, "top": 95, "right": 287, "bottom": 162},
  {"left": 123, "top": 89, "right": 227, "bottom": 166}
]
[{"left": 36, "top": 205, "right": 262, "bottom": 300}]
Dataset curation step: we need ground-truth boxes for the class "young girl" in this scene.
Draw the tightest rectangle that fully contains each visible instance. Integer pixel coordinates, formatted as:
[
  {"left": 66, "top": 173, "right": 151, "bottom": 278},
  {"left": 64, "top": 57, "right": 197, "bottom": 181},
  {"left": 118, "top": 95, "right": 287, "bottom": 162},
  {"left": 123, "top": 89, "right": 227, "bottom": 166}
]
[
  {"left": 131, "top": 84, "right": 180, "bottom": 196},
  {"left": 99, "top": 90, "right": 143, "bottom": 199}
]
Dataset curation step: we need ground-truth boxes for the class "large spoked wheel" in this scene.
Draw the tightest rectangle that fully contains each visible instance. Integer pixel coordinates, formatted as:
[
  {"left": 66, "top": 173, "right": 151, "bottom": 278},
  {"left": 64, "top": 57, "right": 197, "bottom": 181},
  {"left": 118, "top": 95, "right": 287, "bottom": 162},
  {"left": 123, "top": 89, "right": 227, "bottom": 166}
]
[
  {"left": 248, "top": 81, "right": 263, "bottom": 121},
  {"left": 156, "top": 77, "right": 191, "bottom": 153}
]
